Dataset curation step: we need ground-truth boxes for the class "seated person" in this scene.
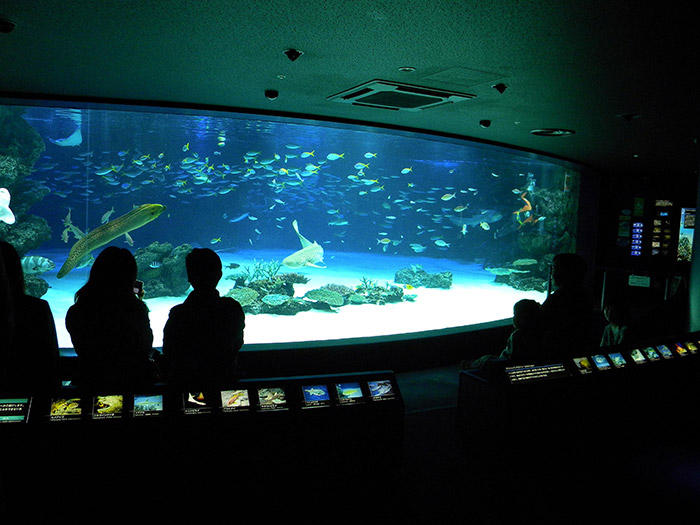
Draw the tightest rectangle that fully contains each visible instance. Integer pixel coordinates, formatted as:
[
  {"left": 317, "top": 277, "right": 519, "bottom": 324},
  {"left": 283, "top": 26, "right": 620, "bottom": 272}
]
[
  {"left": 163, "top": 248, "right": 245, "bottom": 391},
  {"left": 466, "top": 299, "right": 543, "bottom": 371},
  {"left": 66, "top": 246, "right": 155, "bottom": 392},
  {"left": 600, "top": 299, "right": 630, "bottom": 347},
  {"left": 0, "top": 241, "right": 60, "bottom": 394}
]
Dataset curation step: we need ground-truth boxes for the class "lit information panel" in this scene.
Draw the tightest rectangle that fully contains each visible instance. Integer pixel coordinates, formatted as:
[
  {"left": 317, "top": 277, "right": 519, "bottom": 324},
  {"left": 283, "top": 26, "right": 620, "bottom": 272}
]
[{"left": 505, "top": 363, "right": 570, "bottom": 384}]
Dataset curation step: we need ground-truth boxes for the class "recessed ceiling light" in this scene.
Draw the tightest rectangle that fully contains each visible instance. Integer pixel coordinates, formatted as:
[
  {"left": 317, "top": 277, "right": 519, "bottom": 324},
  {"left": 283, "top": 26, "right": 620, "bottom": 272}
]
[
  {"left": 398, "top": 66, "right": 416, "bottom": 72},
  {"left": 530, "top": 128, "right": 575, "bottom": 137}
]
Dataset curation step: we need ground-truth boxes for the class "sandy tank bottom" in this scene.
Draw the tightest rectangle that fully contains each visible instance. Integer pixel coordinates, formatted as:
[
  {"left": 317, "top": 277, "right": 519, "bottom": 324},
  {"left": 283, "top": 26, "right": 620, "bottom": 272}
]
[{"left": 40, "top": 249, "right": 545, "bottom": 349}]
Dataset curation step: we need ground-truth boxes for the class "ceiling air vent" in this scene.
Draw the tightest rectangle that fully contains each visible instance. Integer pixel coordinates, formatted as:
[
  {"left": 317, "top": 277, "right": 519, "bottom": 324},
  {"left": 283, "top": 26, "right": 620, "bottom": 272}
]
[{"left": 327, "top": 79, "right": 476, "bottom": 111}]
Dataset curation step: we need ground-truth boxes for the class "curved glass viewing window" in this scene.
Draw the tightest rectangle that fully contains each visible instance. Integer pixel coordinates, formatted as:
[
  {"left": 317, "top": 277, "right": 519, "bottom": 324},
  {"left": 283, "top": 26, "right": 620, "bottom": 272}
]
[{"left": 0, "top": 102, "right": 581, "bottom": 350}]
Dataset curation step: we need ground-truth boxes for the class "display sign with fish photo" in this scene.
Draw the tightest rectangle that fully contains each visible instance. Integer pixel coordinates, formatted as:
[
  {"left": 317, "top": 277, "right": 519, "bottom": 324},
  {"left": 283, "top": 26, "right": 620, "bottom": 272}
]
[
  {"left": 301, "top": 384, "right": 331, "bottom": 409},
  {"left": 368, "top": 380, "right": 397, "bottom": 401},
  {"left": 256, "top": 387, "right": 288, "bottom": 411},
  {"left": 335, "top": 382, "right": 364, "bottom": 405},
  {"left": 49, "top": 397, "right": 82, "bottom": 422},
  {"left": 132, "top": 394, "right": 164, "bottom": 418},
  {"left": 91, "top": 395, "right": 124, "bottom": 420},
  {"left": 220, "top": 389, "right": 250, "bottom": 412}
]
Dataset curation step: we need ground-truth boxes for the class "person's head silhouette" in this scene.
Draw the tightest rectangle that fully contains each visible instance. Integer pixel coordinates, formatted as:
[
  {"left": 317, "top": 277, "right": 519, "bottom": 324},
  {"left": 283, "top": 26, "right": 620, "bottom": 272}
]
[
  {"left": 186, "top": 248, "right": 222, "bottom": 290},
  {"left": 76, "top": 246, "right": 137, "bottom": 300},
  {"left": 551, "top": 253, "right": 586, "bottom": 290},
  {"left": 0, "top": 240, "right": 24, "bottom": 299},
  {"left": 512, "top": 298, "right": 541, "bottom": 330}
]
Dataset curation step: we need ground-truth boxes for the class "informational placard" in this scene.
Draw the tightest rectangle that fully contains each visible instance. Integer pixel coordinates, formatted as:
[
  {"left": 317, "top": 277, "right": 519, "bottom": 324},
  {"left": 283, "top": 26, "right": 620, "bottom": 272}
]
[
  {"left": 0, "top": 398, "right": 31, "bottom": 424},
  {"left": 49, "top": 397, "right": 82, "bottom": 422},
  {"left": 572, "top": 357, "right": 594, "bottom": 375},
  {"left": 608, "top": 353, "right": 627, "bottom": 368},
  {"left": 676, "top": 207, "right": 695, "bottom": 262},
  {"left": 301, "top": 385, "right": 331, "bottom": 409},
  {"left": 335, "top": 382, "right": 364, "bottom": 405},
  {"left": 672, "top": 342, "right": 689, "bottom": 357},
  {"left": 183, "top": 392, "right": 213, "bottom": 415},
  {"left": 91, "top": 395, "right": 124, "bottom": 420},
  {"left": 220, "top": 390, "right": 250, "bottom": 413},
  {"left": 629, "top": 348, "right": 647, "bottom": 364},
  {"left": 641, "top": 347, "right": 661, "bottom": 361},
  {"left": 505, "top": 363, "right": 570, "bottom": 383},
  {"left": 256, "top": 387, "right": 288, "bottom": 411},
  {"left": 132, "top": 395, "right": 164, "bottom": 418},
  {"left": 368, "top": 380, "right": 397, "bottom": 401},
  {"left": 591, "top": 355, "right": 612, "bottom": 371},
  {"left": 656, "top": 344, "right": 675, "bottom": 360}
]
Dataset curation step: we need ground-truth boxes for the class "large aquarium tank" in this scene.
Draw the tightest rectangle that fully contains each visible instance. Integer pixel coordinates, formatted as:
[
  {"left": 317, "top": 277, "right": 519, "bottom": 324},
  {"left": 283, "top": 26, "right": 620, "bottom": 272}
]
[{"left": 0, "top": 102, "right": 581, "bottom": 350}]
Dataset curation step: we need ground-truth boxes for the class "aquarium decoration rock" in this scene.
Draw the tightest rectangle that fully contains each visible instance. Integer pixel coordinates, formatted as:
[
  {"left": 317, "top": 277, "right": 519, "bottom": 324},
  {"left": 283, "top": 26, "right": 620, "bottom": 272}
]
[
  {"left": 394, "top": 265, "right": 452, "bottom": 289},
  {"left": 304, "top": 288, "right": 344, "bottom": 307},
  {"left": 278, "top": 272, "right": 311, "bottom": 284},
  {"left": 135, "top": 242, "right": 191, "bottom": 298},
  {"left": 0, "top": 107, "right": 52, "bottom": 256},
  {"left": 24, "top": 274, "right": 49, "bottom": 298},
  {"left": 261, "top": 293, "right": 290, "bottom": 307},
  {"left": 354, "top": 278, "right": 405, "bottom": 305},
  {"left": 494, "top": 273, "right": 548, "bottom": 293},
  {"left": 225, "top": 286, "right": 259, "bottom": 307}
]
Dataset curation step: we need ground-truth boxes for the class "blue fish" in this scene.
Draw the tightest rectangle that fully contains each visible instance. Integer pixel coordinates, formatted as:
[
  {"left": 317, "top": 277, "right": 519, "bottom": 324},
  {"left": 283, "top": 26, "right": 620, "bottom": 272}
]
[{"left": 229, "top": 212, "right": 249, "bottom": 223}]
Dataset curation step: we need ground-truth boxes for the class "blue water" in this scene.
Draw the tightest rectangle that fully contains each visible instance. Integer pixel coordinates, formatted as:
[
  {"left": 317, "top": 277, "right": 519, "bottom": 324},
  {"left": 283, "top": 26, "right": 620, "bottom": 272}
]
[{"left": 5, "top": 103, "right": 580, "bottom": 349}]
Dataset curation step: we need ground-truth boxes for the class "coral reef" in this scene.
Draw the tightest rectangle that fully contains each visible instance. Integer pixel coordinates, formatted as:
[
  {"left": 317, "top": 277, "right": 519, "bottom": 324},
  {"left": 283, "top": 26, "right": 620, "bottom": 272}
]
[
  {"left": 135, "top": 242, "right": 192, "bottom": 298},
  {"left": 0, "top": 107, "right": 53, "bottom": 297},
  {"left": 304, "top": 288, "right": 345, "bottom": 307},
  {"left": 0, "top": 108, "right": 51, "bottom": 255},
  {"left": 394, "top": 265, "right": 452, "bottom": 289}
]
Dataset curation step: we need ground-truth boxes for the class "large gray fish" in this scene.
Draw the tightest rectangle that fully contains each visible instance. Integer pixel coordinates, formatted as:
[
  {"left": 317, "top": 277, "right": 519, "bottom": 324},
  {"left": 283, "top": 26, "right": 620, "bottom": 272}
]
[
  {"left": 449, "top": 209, "right": 504, "bottom": 230},
  {"left": 282, "top": 220, "right": 326, "bottom": 269},
  {"left": 21, "top": 256, "right": 56, "bottom": 275}
]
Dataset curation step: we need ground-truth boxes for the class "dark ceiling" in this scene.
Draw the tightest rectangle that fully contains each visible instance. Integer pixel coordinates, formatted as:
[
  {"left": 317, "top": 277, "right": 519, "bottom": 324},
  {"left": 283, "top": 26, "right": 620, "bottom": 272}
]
[{"left": 0, "top": 0, "right": 697, "bottom": 179}]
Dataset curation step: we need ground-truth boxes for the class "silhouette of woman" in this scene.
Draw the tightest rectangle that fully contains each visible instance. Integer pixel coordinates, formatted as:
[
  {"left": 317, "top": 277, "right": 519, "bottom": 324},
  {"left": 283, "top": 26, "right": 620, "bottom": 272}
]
[
  {"left": 0, "top": 241, "right": 60, "bottom": 394},
  {"left": 66, "top": 246, "right": 155, "bottom": 392}
]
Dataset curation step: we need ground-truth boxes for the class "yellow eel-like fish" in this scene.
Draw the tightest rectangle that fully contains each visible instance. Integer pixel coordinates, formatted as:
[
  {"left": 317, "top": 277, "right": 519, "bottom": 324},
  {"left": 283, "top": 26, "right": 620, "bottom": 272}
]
[{"left": 57, "top": 203, "right": 166, "bottom": 278}]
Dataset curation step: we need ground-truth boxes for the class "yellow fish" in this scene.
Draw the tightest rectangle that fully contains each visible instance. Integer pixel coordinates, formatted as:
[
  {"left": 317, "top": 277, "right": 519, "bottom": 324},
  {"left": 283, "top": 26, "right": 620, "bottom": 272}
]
[
  {"left": 377, "top": 238, "right": 391, "bottom": 244},
  {"left": 453, "top": 205, "right": 468, "bottom": 212},
  {"left": 210, "top": 237, "right": 222, "bottom": 244},
  {"left": 479, "top": 222, "right": 490, "bottom": 230},
  {"left": 441, "top": 193, "right": 456, "bottom": 201},
  {"left": 182, "top": 143, "right": 189, "bottom": 152}
]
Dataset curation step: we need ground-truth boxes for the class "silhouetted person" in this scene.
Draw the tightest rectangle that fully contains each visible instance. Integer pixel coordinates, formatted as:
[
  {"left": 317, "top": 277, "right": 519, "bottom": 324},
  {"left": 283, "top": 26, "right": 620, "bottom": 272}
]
[
  {"left": 540, "top": 253, "right": 594, "bottom": 360},
  {"left": 66, "top": 246, "right": 155, "bottom": 392},
  {"left": 500, "top": 299, "right": 543, "bottom": 364},
  {"left": 466, "top": 298, "right": 543, "bottom": 372},
  {"left": 163, "top": 248, "right": 245, "bottom": 391},
  {"left": 0, "top": 241, "right": 59, "bottom": 394},
  {"left": 600, "top": 298, "right": 630, "bottom": 347}
]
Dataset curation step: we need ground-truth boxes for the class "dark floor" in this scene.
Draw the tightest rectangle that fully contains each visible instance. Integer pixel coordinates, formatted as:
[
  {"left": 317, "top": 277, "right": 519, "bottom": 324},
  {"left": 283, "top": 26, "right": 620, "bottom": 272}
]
[
  {"left": 2, "top": 363, "right": 700, "bottom": 521},
  {"left": 394, "top": 364, "right": 700, "bottom": 521}
]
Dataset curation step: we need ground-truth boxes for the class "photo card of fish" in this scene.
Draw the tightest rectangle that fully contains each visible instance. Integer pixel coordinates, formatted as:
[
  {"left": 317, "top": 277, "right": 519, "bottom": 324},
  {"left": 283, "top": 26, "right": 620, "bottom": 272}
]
[
  {"left": 301, "top": 384, "right": 331, "bottom": 409},
  {"left": 256, "top": 387, "right": 288, "bottom": 411},
  {"left": 220, "top": 389, "right": 251, "bottom": 413},
  {"left": 132, "top": 395, "right": 164, "bottom": 418}
]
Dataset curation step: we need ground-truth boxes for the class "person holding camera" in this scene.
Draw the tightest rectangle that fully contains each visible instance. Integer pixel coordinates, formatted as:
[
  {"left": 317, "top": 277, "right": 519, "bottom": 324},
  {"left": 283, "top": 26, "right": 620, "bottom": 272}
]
[{"left": 66, "top": 246, "right": 156, "bottom": 392}]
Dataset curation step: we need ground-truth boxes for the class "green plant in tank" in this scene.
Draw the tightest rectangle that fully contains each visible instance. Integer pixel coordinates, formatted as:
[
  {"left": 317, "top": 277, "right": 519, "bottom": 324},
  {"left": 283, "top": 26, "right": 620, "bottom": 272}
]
[{"left": 356, "top": 276, "right": 377, "bottom": 295}]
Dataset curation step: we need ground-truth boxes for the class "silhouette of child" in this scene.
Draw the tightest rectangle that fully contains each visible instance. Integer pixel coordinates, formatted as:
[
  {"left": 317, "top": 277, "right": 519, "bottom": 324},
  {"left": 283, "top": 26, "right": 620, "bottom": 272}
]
[
  {"left": 465, "top": 298, "right": 543, "bottom": 370},
  {"left": 600, "top": 300, "right": 629, "bottom": 347}
]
